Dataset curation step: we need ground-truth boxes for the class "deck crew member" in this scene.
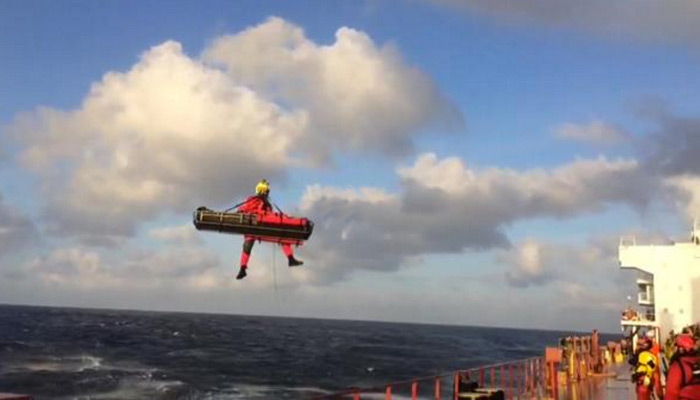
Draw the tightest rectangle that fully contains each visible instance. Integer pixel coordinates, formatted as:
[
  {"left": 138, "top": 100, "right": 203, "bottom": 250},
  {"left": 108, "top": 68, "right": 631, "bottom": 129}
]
[
  {"left": 632, "top": 337, "right": 664, "bottom": 400},
  {"left": 664, "top": 334, "right": 700, "bottom": 400}
]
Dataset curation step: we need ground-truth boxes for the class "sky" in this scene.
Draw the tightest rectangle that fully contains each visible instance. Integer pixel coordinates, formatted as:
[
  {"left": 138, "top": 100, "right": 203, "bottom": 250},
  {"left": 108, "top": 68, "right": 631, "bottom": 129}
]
[{"left": 1, "top": 0, "right": 700, "bottom": 332}]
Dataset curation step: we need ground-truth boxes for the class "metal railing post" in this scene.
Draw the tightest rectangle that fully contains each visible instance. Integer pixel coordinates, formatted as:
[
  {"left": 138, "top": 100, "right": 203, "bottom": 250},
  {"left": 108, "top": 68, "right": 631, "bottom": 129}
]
[
  {"left": 500, "top": 365, "right": 505, "bottom": 389},
  {"left": 508, "top": 364, "right": 514, "bottom": 400},
  {"left": 453, "top": 372, "right": 459, "bottom": 400}
]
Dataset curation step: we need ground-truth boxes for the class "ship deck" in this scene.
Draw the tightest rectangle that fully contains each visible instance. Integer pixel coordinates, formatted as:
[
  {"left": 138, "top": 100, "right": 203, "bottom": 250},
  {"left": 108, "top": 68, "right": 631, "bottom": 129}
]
[{"left": 561, "top": 364, "right": 633, "bottom": 400}]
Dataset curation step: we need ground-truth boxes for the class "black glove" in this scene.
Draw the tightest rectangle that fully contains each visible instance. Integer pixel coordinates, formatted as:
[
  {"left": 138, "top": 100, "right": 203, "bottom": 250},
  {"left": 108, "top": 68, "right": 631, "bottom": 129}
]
[{"left": 630, "top": 372, "right": 642, "bottom": 383}]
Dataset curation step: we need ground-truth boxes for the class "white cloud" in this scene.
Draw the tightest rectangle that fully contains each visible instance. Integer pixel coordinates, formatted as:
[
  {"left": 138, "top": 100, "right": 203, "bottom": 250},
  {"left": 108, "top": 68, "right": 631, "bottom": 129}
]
[
  {"left": 203, "top": 17, "right": 464, "bottom": 161},
  {"left": 9, "top": 40, "right": 308, "bottom": 241},
  {"left": 24, "top": 243, "right": 229, "bottom": 292},
  {"left": 554, "top": 120, "right": 630, "bottom": 146},
  {"left": 298, "top": 153, "right": 649, "bottom": 283},
  {"left": 398, "top": 153, "right": 649, "bottom": 217},
  {"left": 7, "top": 18, "right": 462, "bottom": 243},
  {"left": 666, "top": 175, "right": 700, "bottom": 221},
  {"left": 499, "top": 236, "right": 619, "bottom": 288},
  {"left": 0, "top": 192, "right": 38, "bottom": 256},
  {"left": 149, "top": 224, "right": 202, "bottom": 245},
  {"left": 300, "top": 184, "right": 396, "bottom": 211},
  {"left": 433, "top": 0, "right": 700, "bottom": 45},
  {"left": 27, "top": 248, "right": 118, "bottom": 289},
  {"left": 502, "top": 240, "right": 549, "bottom": 287}
]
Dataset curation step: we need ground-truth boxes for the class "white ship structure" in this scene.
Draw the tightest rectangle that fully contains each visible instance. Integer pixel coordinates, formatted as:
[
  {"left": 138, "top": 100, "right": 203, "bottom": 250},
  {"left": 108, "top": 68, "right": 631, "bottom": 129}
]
[{"left": 619, "top": 220, "right": 700, "bottom": 343}]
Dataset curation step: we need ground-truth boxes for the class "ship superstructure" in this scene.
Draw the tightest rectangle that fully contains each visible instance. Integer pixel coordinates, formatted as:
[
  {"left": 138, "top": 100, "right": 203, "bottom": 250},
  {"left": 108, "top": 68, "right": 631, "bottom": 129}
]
[{"left": 618, "top": 220, "right": 700, "bottom": 342}]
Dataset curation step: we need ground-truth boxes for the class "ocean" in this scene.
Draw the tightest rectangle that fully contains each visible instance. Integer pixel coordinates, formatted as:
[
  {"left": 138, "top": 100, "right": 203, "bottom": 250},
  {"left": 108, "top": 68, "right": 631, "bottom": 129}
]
[{"left": 0, "top": 304, "right": 600, "bottom": 399}]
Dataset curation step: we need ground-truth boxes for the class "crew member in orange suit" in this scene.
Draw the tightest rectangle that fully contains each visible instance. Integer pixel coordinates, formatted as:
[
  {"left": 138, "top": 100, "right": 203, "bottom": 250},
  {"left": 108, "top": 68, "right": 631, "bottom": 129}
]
[{"left": 236, "top": 180, "right": 303, "bottom": 280}]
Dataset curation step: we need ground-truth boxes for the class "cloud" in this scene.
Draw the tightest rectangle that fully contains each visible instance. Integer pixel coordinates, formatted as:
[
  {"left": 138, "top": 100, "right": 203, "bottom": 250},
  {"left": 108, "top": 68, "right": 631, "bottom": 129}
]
[
  {"left": 554, "top": 120, "right": 630, "bottom": 146},
  {"left": 643, "top": 112, "right": 700, "bottom": 177},
  {"left": 9, "top": 40, "right": 306, "bottom": 242},
  {"left": 433, "top": 0, "right": 700, "bottom": 45},
  {"left": 203, "top": 17, "right": 464, "bottom": 161},
  {"left": 7, "top": 18, "right": 462, "bottom": 243},
  {"left": 121, "top": 246, "right": 220, "bottom": 285},
  {"left": 149, "top": 224, "right": 203, "bottom": 245},
  {"left": 297, "top": 153, "right": 649, "bottom": 283},
  {"left": 494, "top": 235, "right": 629, "bottom": 330},
  {"left": 398, "top": 153, "right": 649, "bottom": 218},
  {"left": 631, "top": 107, "right": 700, "bottom": 220},
  {"left": 666, "top": 175, "right": 700, "bottom": 220},
  {"left": 499, "top": 236, "right": 619, "bottom": 288},
  {"left": 0, "top": 192, "right": 38, "bottom": 256},
  {"left": 24, "top": 242, "right": 227, "bottom": 292},
  {"left": 27, "top": 248, "right": 118, "bottom": 289},
  {"left": 501, "top": 240, "right": 550, "bottom": 287}
]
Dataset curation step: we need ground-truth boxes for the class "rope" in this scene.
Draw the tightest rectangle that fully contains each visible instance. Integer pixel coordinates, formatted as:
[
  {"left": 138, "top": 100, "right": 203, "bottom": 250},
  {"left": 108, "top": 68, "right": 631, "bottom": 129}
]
[
  {"left": 225, "top": 194, "right": 285, "bottom": 216},
  {"left": 224, "top": 198, "right": 251, "bottom": 213},
  {"left": 272, "top": 201, "right": 285, "bottom": 215},
  {"left": 271, "top": 243, "right": 280, "bottom": 308}
]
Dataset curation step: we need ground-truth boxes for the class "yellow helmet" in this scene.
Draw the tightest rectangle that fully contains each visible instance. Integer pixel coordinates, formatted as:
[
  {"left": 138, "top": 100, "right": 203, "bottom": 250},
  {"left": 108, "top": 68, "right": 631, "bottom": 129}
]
[
  {"left": 255, "top": 179, "right": 270, "bottom": 196},
  {"left": 636, "top": 351, "right": 657, "bottom": 375}
]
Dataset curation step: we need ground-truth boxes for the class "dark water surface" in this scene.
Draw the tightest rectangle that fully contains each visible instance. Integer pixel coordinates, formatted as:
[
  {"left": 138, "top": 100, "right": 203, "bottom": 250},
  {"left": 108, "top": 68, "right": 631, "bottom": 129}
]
[{"left": 0, "top": 305, "right": 602, "bottom": 399}]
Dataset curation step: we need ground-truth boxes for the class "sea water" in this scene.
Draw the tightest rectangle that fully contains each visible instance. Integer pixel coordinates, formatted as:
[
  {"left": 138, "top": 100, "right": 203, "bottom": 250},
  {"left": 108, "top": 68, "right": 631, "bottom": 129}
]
[{"left": 0, "top": 305, "right": 605, "bottom": 399}]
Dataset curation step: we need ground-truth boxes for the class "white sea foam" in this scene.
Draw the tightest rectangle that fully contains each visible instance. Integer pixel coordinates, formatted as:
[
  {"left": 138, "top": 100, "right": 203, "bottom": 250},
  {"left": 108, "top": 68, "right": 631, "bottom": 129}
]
[
  {"left": 56, "top": 377, "right": 185, "bottom": 400},
  {"left": 14, "top": 354, "right": 161, "bottom": 376},
  {"left": 20, "top": 355, "right": 102, "bottom": 372}
]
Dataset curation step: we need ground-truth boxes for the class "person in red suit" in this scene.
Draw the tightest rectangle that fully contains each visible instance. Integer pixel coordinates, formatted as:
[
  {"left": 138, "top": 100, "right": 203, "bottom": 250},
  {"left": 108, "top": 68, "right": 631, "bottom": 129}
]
[
  {"left": 632, "top": 337, "right": 664, "bottom": 400},
  {"left": 236, "top": 179, "right": 303, "bottom": 280},
  {"left": 665, "top": 334, "right": 700, "bottom": 400}
]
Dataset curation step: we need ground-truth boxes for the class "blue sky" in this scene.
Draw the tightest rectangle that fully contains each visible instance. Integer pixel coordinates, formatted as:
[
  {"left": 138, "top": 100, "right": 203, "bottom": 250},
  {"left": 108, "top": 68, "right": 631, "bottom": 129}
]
[{"left": 1, "top": 0, "right": 699, "bottom": 332}]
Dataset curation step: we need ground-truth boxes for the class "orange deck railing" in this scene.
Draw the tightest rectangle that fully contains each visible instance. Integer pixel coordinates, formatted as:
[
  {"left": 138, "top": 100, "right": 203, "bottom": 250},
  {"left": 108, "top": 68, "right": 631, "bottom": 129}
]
[
  {"left": 310, "top": 356, "right": 548, "bottom": 400},
  {"left": 310, "top": 333, "right": 618, "bottom": 400}
]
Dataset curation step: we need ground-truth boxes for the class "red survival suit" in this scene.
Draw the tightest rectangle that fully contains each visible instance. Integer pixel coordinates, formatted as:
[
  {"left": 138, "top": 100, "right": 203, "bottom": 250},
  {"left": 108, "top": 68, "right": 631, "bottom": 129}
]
[
  {"left": 236, "top": 195, "right": 298, "bottom": 271},
  {"left": 665, "top": 354, "right": 700, "bottom": 400}
]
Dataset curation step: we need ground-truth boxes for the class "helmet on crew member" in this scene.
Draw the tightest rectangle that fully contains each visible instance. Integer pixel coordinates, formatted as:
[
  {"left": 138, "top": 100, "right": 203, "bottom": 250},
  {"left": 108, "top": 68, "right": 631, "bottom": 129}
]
[
  {"left": 637, "top": 351, "right": 657, "bottom": 370},
  {"left": 675, "top": 334, "right": 696, "bottom": 353},
  {"left": 255, "top": 179, "right": 270, "bottom": 196}
]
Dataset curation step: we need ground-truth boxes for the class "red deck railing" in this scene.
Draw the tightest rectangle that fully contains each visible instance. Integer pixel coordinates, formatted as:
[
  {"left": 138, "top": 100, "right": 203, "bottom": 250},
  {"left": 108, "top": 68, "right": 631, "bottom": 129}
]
[
  {"left": 310, "top": 333, "right": 617, "bottom": 400},
  {"left": 310, "top": 356, "right": 549, "bottom": 400}
]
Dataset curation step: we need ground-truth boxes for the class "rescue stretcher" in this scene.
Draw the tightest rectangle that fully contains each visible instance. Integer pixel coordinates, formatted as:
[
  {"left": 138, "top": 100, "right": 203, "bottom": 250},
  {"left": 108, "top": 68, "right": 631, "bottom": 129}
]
[{"left": 192, "top": 206, "right": 314, "bottom": 245}]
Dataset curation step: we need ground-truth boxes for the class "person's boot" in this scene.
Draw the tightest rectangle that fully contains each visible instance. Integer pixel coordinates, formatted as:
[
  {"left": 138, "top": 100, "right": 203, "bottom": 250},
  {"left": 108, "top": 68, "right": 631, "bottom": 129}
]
[
  {"left": 236, "top": 267, "right": 247, "bottom": 280},
  {"left": 287, "top": 256, "right": 304, "bottom": 267}
]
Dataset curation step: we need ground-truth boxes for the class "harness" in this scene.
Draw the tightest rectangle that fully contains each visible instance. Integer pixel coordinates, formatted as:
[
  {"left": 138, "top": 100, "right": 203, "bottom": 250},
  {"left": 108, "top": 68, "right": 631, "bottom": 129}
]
[{"left": 678, "top": 357, "right": 700, "bottom": 388}]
